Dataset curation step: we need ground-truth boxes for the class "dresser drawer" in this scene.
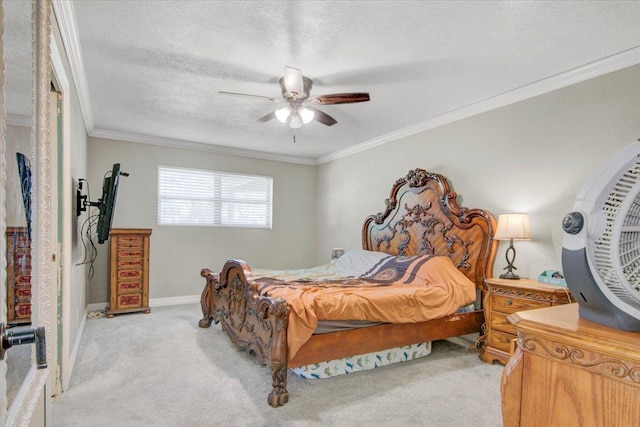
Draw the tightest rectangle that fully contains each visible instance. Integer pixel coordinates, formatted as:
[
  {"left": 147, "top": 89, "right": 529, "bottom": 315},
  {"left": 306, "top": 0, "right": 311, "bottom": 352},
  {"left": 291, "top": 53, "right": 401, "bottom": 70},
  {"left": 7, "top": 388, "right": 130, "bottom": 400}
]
[
  {"left": 492, "top": 294, "right": 549, "bottom": 314},
  {"left": 490, "top": 311, "right": 517, "bottom": 335},
  {"left": 117, "top": 280, "right": 143, "bottom": 293},
  {"left": 13, "top": 286, "right": 31, "bottom": 299},
  {"left": 117, "top": 293, "right": 143, "bottom": 309},
  {"left": 117, "top": 236, "right": 144, "bottom": 249},
  {"left": 117, "top": 258, "right": 144, "bottom": 269},
  {"left": 117, "top": 269, "right": 142, "bottom": 281},
  {"left": 13, "top": 300, "right": 32, "bottom": 319},
  {"left": 489, "top": 329, "right": 516, "bottom": 354},
  {"left": 14, "top": 273, "right": 31, "bottom": 285},
  {"left": 116, "top": 248, "right": 144, "bottom": 259}
]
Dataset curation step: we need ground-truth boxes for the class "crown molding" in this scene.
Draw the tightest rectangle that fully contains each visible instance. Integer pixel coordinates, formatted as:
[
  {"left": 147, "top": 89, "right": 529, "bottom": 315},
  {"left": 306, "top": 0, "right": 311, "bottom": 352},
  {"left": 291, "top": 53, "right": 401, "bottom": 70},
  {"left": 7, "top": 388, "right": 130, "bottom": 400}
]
[
  {"left": 90, "top": 128, "right": 317, "bottom": 165},
  {"left": 316, "top": 45, "right": 640, "bottom": 164},
  {"left": 52, "top": 0, "right": 94, "bottom": 131}
]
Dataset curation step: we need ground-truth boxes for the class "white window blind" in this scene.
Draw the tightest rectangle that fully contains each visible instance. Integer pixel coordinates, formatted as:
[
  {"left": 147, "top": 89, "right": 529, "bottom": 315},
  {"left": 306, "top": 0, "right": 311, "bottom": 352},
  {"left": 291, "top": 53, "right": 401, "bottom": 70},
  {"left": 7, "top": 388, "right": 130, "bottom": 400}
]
[{"left": 158, "top": 166, "right": 273, "bottom": 228}]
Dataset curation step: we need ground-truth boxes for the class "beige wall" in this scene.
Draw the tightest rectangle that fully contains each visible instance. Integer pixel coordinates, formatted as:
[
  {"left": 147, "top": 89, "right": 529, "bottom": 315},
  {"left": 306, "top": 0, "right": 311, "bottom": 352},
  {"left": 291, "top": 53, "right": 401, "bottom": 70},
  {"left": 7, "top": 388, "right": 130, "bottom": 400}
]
[
  {"left": 67, "top": 74, "right": 89, "bottom": 336},
  {"left": 316, "top": 65, "right": 640, "bottom": 280},
  {"left": 86, "top": 138, "right": 317, "bottom": 303}
]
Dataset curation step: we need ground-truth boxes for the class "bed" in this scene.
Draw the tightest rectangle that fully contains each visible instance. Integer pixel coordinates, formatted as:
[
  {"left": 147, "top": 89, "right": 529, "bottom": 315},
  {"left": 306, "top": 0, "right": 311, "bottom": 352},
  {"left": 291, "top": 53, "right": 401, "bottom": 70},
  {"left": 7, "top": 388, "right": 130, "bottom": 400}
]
[{"left": 198, "top": 168, "right": 498, "bottom": 407}]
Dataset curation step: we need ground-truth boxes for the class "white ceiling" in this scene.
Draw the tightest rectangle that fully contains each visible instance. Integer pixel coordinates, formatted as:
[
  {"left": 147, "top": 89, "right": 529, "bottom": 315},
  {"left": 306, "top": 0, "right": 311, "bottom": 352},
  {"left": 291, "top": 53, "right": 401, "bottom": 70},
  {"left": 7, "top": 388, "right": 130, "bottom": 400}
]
[{"left": 47, "top": 2, "right": 640, "bottom": 163}]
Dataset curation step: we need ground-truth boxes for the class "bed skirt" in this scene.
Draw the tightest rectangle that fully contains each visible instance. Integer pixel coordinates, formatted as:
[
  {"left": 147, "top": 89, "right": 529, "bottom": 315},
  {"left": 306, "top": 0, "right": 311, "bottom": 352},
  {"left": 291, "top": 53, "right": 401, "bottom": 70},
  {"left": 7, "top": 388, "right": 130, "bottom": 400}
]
[{"left": 291, "top": 341, "right": 432, "bottom": 379}]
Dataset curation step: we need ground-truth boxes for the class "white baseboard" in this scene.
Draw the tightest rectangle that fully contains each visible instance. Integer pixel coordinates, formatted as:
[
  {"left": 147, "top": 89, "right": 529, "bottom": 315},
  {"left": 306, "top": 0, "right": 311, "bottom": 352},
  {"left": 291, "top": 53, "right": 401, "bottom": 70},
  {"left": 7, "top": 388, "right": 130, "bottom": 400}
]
[
  {"left": 86, "top": 294, "right": 200, "bottom": 313},
  {"left": 149, "top": 294, "right": 200, "bottom": 307},
  {"left": 65, "top": 306, "right": 89, "bottom": 391}
]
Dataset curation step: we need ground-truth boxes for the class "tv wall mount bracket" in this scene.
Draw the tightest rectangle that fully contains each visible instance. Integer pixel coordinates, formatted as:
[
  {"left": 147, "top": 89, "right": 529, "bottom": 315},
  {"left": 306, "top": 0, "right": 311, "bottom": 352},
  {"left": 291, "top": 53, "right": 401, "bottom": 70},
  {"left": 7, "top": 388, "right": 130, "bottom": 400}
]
[{"left": 75, "top": 169, "right": 129, "bottom": 217}]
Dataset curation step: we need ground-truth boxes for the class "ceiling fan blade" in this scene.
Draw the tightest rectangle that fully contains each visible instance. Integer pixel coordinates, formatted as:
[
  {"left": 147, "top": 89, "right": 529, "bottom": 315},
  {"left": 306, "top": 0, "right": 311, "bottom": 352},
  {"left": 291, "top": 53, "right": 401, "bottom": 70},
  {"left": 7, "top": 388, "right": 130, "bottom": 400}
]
[
  {"left": 218, "top": 91, "right": 280, "bottom": 102},
  {"left": 283, "top": 66, "right": 304, "bottom": 97},
  {"left": 313, "top": 92, "right": 370, "bottom": 105},
  {"left": 307, "top": 106, "right": 337, "bottom": 126},
  {"left": 257, "top": 111, "right": 276, "bottom": 122}
]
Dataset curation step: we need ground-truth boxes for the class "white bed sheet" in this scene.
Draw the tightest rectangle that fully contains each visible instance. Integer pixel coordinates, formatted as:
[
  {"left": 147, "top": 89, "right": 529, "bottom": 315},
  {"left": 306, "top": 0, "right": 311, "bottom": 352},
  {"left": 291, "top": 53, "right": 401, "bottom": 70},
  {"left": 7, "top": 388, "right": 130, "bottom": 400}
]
[{"left": 252, "top": 249, "right": 390, "bottom": 282}]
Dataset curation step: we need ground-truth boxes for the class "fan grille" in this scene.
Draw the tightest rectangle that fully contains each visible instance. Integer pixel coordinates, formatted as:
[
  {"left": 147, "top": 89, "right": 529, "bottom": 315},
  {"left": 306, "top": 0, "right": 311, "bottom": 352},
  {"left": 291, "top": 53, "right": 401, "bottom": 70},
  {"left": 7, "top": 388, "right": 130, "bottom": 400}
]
[{"left": 593, "top": 162, "right": 640, "bottom": 305}]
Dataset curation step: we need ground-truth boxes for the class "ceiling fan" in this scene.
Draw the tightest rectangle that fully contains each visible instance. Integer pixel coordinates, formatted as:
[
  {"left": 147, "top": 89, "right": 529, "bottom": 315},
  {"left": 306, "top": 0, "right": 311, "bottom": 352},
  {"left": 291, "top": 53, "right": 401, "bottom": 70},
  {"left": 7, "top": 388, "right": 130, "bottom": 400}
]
[{"left": 219, "top": 66, "right": 370, "bottom": 129}]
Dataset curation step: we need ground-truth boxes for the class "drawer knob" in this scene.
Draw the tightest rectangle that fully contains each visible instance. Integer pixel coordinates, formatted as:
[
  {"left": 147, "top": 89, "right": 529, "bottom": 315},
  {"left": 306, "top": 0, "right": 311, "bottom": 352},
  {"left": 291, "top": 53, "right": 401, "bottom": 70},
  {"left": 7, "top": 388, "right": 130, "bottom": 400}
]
[{"left": 506, "top": 299, "right": 513, "bottom": 305}]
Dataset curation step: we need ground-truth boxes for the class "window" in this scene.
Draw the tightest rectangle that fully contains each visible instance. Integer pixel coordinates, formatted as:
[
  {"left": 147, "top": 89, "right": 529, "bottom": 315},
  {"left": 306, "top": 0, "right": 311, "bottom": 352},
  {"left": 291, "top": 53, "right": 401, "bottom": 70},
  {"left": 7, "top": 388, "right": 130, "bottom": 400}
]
[{"left": 158, "top": 166, "right": 273, "bottom": 228}]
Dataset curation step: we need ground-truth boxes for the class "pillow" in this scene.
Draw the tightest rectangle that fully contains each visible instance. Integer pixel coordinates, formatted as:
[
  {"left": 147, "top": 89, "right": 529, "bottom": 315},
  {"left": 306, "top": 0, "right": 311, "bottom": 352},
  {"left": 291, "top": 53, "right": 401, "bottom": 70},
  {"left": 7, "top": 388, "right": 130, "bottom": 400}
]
[{"left": 331, "top": 249, "right": 391, "bottom": 277}]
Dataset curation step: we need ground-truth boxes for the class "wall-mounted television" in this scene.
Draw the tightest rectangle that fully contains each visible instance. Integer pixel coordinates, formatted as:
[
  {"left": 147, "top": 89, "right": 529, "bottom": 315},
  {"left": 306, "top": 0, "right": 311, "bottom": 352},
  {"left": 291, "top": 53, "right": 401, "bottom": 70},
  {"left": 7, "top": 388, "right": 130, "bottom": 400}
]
[
  {"left": 96, "top": 163, "right": 123, "bottom": 244},
  {"left": 76, "top": 163, "right": 128, "bottom": 244},
  {"left": 16, "top": 152, "right": 32, "bottom": 239}
]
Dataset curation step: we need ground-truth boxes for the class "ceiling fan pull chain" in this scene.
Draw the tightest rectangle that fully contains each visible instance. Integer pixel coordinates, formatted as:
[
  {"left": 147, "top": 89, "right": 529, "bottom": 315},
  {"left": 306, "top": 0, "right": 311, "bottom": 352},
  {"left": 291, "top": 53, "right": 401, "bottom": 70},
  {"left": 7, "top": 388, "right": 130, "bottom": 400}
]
[{"left": 293, "top": 130, "right": 296, "bottom": 144}]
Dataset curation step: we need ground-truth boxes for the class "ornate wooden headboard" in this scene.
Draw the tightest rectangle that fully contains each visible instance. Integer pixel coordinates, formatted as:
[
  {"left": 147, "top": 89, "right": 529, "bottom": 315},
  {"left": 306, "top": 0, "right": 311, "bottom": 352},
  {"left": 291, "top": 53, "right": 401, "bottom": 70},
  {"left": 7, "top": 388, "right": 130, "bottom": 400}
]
[{"left": 362, "top": 169, "right": 498, "bottom": 289}]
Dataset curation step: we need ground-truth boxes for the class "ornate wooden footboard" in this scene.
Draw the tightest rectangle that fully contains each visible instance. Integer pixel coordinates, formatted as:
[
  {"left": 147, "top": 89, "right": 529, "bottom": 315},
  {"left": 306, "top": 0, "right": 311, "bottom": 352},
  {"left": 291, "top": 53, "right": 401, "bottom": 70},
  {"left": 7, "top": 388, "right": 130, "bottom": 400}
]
[{"left": 199, "top": 261, "right": 291, "bottom": 407}]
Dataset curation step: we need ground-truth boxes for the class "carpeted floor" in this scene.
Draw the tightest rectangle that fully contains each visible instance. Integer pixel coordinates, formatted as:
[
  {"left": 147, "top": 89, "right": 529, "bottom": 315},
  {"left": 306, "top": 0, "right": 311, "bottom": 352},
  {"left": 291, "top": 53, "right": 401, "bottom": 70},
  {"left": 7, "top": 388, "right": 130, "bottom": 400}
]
[{"left": 52, "top": 304, "right": 504, "bottom": 426}]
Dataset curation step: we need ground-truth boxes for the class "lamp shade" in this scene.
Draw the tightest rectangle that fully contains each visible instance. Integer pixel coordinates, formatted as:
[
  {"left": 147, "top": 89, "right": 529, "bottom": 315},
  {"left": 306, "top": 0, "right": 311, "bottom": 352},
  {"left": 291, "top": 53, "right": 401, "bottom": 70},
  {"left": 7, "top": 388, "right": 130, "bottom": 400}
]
[{"left": 494, "top": 213, "right": 531, "bottom": 241}]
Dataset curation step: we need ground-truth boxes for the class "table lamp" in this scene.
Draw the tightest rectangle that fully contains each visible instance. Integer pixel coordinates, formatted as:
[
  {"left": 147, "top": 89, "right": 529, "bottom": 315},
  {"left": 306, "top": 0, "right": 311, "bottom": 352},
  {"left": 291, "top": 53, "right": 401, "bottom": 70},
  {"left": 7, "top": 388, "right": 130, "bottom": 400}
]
[{"left": 494, "top": 213, "right": 531, "bottom": 279}]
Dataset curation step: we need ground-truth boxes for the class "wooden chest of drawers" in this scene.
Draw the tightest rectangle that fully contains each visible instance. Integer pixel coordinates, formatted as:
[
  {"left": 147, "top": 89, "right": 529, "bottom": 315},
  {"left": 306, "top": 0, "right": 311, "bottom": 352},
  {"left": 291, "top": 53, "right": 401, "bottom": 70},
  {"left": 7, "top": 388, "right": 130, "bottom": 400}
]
[
  {"left": 480, "top": 277, "right": 573, "bottom": 364},
  {"left": 6, "top": 227, "right": 31, "bottom": 325},
  {"left": 502, "top": 304, "right": 640, "bottom": 426},
  {"left": 107, "top": 228, "right": 152, "bottom": 317}
]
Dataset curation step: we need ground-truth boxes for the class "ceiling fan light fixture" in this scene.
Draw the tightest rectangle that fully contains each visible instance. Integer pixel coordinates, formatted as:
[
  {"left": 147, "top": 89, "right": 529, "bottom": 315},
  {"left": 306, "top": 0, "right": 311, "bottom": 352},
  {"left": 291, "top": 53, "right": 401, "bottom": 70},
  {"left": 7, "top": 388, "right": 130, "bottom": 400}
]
[
  {"left": 275, "top": 106, "right": 291, "bottom": 123},
  {"left": 289, "top": 113, "right": 303, "bottom": 129},
  {"left": 300, "top": 107, "right": 314, "bottom": 124}
]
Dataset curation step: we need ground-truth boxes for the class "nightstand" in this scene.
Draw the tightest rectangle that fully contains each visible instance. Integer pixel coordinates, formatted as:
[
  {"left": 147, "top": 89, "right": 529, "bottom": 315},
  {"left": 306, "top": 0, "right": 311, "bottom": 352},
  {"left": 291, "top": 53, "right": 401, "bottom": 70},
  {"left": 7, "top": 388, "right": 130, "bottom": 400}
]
[{"left": 479, "top": 277, "right": 573, "bottom": 364}]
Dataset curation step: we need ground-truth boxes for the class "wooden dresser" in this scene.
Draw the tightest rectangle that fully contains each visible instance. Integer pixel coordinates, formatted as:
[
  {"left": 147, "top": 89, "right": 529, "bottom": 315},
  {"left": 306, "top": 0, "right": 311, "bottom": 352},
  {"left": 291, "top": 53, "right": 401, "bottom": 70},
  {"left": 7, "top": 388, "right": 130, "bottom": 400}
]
[
  {"left": 480, "top": 277, "right": 573, "bottom": 364},
  {"left": 107, "top": 228, "right": 152, "bottom": 317},
  {"left": 502, "top": 304, "right": 640, "bottom": 427},
  {"left": 6, "top": 226, "right": 31, "bottom": 325}
]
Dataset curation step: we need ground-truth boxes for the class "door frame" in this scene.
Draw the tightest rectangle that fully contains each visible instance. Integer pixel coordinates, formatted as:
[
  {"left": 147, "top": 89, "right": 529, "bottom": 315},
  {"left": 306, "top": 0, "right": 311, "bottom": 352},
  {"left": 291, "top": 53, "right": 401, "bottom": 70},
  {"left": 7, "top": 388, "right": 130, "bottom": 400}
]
[
  {"left": 3, "top": 1, "right": 53, "bottom": 425},
  {"left": 50, "top": 31, "right": 71, "bottom": 395}
]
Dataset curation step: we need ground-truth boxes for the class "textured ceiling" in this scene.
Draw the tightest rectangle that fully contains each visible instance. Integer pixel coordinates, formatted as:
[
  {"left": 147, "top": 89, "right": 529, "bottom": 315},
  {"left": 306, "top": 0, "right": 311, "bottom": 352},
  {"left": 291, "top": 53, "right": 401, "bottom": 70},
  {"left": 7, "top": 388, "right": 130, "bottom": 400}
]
[{"left": 16, "top": 2, "right": 640, "bottom": 162}]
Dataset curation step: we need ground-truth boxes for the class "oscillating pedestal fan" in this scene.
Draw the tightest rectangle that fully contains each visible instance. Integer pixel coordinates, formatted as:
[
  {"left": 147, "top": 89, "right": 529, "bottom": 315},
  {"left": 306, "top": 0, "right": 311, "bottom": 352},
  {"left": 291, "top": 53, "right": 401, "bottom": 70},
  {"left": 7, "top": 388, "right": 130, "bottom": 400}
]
[{"left": 562, "top": 140, "right": 640, "bottom": 331}]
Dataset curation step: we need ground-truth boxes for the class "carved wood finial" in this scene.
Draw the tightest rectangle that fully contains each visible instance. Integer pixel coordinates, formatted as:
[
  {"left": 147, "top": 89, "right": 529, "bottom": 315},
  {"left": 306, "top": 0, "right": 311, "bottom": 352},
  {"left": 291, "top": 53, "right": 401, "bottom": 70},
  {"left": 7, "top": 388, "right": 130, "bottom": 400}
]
[{"left": 406, "top": 168, "right": 432, "bottom": 187}]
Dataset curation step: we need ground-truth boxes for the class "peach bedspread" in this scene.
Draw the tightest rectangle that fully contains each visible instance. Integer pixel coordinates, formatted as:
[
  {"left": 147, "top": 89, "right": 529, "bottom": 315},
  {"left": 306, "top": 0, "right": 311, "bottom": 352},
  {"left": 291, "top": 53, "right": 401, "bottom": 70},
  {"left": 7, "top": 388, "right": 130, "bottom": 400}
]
[{"left": 255, "top": 255, "right": 476, "bottom": 359}]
